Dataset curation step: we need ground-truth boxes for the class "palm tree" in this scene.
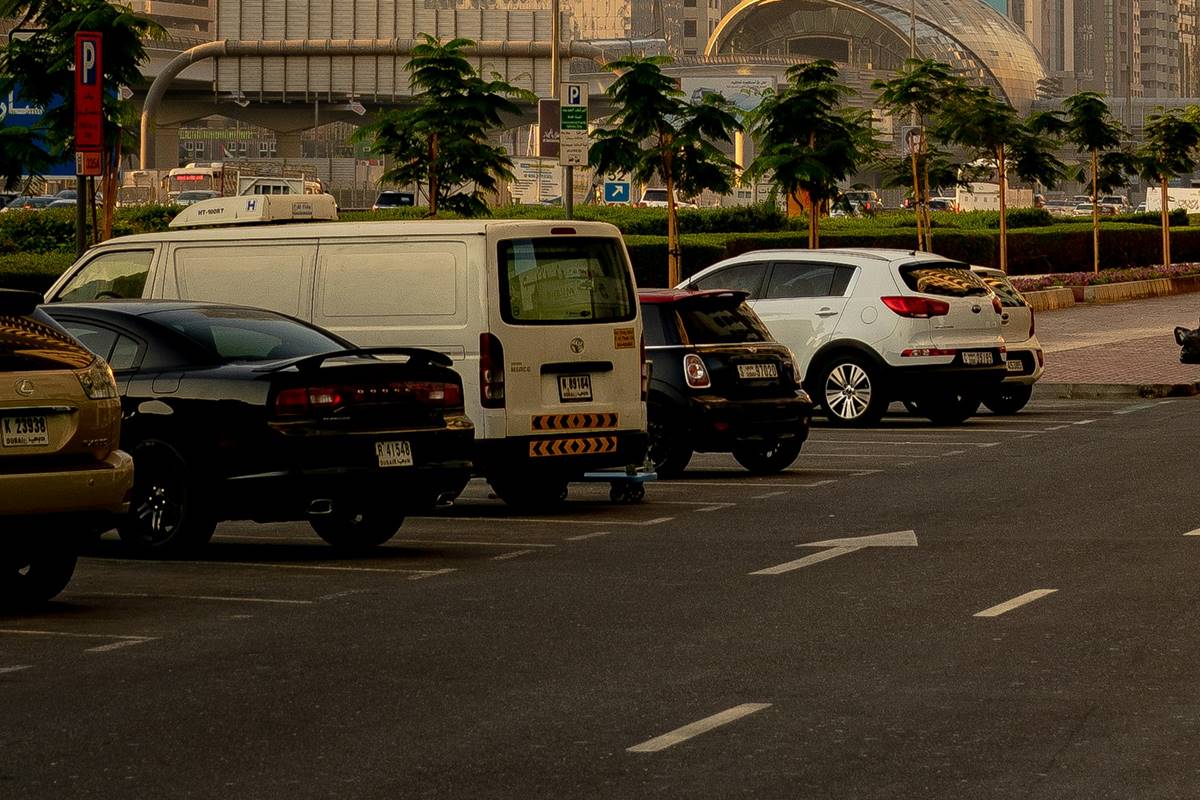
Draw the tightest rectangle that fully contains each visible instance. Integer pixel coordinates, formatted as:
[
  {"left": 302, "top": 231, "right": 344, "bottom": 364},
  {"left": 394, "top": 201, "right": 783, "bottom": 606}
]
[
  {"left": 590, "top": 55, "right": 741, "bottom": 286},
  {"left": 1054, "top": 92, "right": 1127, "bottom": 273},
  {"left": 1135, "top": 106, "right": 1200, "bottom": 270},
  {"left": 744, "top": 60, "right": 878, "bottom": 249}
]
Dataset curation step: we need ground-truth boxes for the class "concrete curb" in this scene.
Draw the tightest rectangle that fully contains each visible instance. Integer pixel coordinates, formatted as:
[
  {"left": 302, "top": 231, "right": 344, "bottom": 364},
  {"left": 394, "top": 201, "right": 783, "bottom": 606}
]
[
  {"left": 1036, "top": 382, "right": 1200, "bottom": 399},
  {"left": 1025, "top": 275, "right": 1200, "bottom": 312},
  {"left": 1023, "top": 288, "right": 1076, "bottom": 312}
]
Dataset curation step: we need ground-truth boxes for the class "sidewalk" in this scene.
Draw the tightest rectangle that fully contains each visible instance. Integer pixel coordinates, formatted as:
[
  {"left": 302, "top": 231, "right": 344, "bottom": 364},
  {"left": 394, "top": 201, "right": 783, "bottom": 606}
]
[{"left": 1035, "top": 293, "right": 1200, "bottom": 398}]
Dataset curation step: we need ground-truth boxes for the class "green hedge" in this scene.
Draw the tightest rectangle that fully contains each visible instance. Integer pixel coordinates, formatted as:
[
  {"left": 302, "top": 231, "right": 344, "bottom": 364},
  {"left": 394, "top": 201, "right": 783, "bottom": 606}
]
[{"left": 0, "top": 251, "right": 75, "bottom": 292}]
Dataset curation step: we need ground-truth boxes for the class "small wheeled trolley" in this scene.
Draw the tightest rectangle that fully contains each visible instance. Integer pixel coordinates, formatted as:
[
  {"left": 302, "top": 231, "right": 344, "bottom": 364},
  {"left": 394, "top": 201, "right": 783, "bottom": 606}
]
[{"left": 580, "top": 464, "right": 657, "bottom": 504}]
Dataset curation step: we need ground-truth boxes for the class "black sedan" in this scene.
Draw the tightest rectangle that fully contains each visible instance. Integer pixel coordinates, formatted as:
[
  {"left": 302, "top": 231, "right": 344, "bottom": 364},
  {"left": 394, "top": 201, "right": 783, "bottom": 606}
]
[
  {"left": 45, "top": 300, "right": 473, "bottom": 554},
  {"left": 640, "top": 289, "right": 814, "bottom": 476}
]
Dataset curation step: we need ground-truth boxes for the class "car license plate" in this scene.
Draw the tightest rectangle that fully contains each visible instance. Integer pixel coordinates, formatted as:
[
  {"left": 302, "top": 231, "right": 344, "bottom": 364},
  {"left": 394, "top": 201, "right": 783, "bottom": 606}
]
[
  {"left": 1, "top": 415, "right": 49, "bottom": 447},
  {"left": 737, "top": 363, "right": 778, "bottom": 380},
  {"left": 558, "top": 374, "right": 593, "bottom": 402},
  {"left": 375, "top": 440, "right": 413, "bottom": 468},
  {"left": 1006, "top": 359, "right": 1025, "bottom": 373},
  {"left": 961, "top": 351, "right": 994, "bottom": 366}
]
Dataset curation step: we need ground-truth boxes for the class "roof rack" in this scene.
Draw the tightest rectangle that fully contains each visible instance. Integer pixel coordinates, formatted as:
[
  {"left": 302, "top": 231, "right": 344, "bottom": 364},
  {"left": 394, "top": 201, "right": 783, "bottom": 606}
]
[{"left": 169, "top": 193, "right": 338, "bottom": 228}]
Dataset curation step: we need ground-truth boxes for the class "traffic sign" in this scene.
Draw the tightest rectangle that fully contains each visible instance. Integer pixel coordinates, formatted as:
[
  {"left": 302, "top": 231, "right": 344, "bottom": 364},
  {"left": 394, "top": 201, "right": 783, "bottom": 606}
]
[
  {"left": 74, "top": 31, "right": 103, "bottom": 152},
  {"left": 75, "top": 151, "right": 101, "bottom": 176},
  {"left": 603, "top": 180, "right": 631, "bottom": 205},
  {"left": 559, "top": 82, "right": 588, "bottom": 167}
]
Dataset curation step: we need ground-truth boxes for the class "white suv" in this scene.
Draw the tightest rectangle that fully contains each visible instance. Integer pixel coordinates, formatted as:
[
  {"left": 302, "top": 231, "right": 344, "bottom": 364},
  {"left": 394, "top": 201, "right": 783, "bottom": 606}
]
[{"left": 681, "top": 249, "right": 1007, "bottom": 425}]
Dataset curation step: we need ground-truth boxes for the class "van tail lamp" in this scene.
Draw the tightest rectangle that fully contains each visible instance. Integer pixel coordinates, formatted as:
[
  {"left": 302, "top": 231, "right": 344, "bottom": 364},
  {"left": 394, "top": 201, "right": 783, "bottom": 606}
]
[
  {"left": 479, "top": 332, "right": 506, "bottom": 408},
  {"left": 880, "top": 296, "right": 950, "bottom": 318},
  {"left": 991, "top": 295, "right": 1003, "bottom": 315},
  {"left": 639, "top": 334, "right": 649, "bottom": 401},
  {"left": 683, "top": 353, "right": 711, "bottom": 389}
]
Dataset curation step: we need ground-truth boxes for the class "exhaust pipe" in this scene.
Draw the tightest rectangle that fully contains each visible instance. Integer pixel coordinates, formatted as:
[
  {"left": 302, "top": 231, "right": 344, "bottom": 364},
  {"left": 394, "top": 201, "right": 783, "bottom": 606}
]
[{"left": 308, "top": 499, "right": 334, "bottom": 516}]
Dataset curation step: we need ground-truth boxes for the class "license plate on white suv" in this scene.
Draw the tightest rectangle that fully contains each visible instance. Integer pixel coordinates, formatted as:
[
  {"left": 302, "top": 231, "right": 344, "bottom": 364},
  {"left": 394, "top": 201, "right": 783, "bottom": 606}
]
[
  {"left": 2, "top": 415, "right": 48, "bottom": 447},
  {"left": 961, "top": 351, "right": 994, "bottom": 366},
  {"left": 737, "top": 363, "right": 778, "bottom": 380},
  {"left": 558, "top": 375, "right": 593, "bottom": 402},
  {"left": 375, "top": 440, "right": 413, "bottom": 468}
]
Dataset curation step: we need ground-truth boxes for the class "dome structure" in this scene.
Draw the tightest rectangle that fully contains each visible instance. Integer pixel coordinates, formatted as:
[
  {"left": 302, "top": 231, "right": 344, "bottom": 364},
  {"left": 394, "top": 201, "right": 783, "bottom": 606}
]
[{"left": 705, "top": 0, "right": 1049, "bottom": 109}]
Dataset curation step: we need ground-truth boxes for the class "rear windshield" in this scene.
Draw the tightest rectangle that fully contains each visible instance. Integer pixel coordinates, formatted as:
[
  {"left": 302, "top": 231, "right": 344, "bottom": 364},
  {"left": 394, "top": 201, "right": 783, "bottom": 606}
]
[
  {"left": 974, "top": 273, "right": 1026, "bottom": 307},
  {"left": 898, "top": 262, "right": 990, "bottom": 298},
  {"left": 0, "top": 309, "right": 95, "bottom": 371},
  {"left": 499, "top": 237, "right": 636, "bottom": 325},
  {"left": 641, "top": 303, "right": 681, "bottom": 347},
  {"left": 642, "top": 190, "right": 667, "bottom": 202},
  {"left": 147, "top": 307, "right": 346, "bottom": 362},
  {"left": 678, "top": 298, "right": 773, "bottom": 344}
]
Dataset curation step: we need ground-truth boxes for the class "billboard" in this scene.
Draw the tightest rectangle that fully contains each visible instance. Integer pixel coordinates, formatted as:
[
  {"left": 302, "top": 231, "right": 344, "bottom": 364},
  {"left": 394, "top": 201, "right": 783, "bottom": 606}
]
[
  {"left": 0, "top": 87, "right": 73, "bottom": 177},
  {"left": 679, "top": 76, "right": 776, "bottom": 112}
]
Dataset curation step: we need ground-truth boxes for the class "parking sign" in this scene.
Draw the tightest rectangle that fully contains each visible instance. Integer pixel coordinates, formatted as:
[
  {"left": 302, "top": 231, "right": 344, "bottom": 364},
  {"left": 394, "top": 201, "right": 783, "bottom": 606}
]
[
  {"left": 559, "top": 82, "right": 588, "bottom": 167},
  {"left": 74, "top": 31, "right": 103, "bottom": 153}
]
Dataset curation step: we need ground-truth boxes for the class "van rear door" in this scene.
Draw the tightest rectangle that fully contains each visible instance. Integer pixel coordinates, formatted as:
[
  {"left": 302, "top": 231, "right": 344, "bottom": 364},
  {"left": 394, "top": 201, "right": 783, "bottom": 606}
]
[{"left": 487, "top": 224, "right": 645, "bottom": 445}]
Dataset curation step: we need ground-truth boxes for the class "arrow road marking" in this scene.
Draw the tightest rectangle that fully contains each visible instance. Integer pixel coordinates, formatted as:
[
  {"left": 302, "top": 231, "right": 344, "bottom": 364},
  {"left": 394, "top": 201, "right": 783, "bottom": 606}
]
[
  {"left": 750, "top": 530, "right": 917, "bottom": 575},
  {"left": 627, "top": 703, "right": 772, "bottom": 753}
]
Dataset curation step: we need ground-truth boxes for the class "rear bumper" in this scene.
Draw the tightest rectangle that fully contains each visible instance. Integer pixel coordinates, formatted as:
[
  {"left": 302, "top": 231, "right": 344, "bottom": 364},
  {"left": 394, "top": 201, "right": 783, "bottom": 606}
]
[
  {"left": 475, "top": 429, "right": 648, "bottom": 476},
  {"left": 686, "top": 394, "right": 813, "bottom": 452},
  {"left": 0, "top": 450, "right": 133, "bottom": 517},
  {"left": 884, "top": 356, "right": 1008, "bottom": 397},
  {"left": 999, "top": 347, "right": 1045, "bottom": 385}
]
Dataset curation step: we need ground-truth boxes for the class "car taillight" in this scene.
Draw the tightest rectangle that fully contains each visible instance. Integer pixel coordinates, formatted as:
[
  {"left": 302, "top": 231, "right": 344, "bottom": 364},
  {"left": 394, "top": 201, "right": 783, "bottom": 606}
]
[
  {"left": 77, "top": 358, "right": 119, "bottom": 400},
  {"left": 880, "top": 296, "right": 950, "bottom": 318},
  {"left": 991, "top": 295, "right": 1003, "bottom": 315},
  {"left": 405, "top": 381, "right": 463, "bottom": 408},
  {"left": 274, "top": 386, "right": 343, "bottom": 416},
  {"left": 480, "top": 332, "right": 505, "bottom": 409},
  {"left": 1029, "top": 311, "right": 1036, "bottom": 339},
  {"left": 640, "top": 334, "right": 649, "bottom": 401},
  {"left": 901, "top": 348, "right": 958, "bottom": 357},
  {"left": 683, "top": 353, "right": 711, "bottom": 389}
]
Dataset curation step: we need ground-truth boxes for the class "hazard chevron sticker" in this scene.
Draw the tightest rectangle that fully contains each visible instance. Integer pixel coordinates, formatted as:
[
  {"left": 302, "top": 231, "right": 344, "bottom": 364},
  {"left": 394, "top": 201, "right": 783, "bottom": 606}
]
[
  {"left": 531, "top": 413, "right": 619, "bottom": 431},
  {"left": 528, "top": 436, "right": 619, "bottom": 457}
]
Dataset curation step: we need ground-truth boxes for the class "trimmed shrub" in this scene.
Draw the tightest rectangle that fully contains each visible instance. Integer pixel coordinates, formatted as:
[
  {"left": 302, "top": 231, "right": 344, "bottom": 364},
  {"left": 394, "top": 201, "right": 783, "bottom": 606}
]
[
  {"left": 1110, "top": 208, "right": 1189, "bottom": 226},
  {"left": 0, "top": 251, "right": 75, "bottom": 292}
]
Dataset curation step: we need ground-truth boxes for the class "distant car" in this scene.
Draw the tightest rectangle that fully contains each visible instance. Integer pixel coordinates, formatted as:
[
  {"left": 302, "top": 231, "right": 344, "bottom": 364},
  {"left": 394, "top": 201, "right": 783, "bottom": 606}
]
[
  {"left": 1072, "top": 202, "right": 1116, "bottom": 217},
  {"left": 1098, "top": 194, "right": 1131, "bottom": 213},
  {"left": 971, "top": 267, "right": 1044, "bottom": 414},
  {"left": 3, "top": 195, "right": 56, "bottom": 211},
  {"left": 46, "top": 199, "right": 76, "bottom": 209},
  {"left": 639, "top": 289, "right": 813, "bottom": 475},
  {"left": 841, "top": 190, "right": 881, "bottom": 216},
  {"left": 928, "top": 197, "right": 957, "bottom": 212},
  {"left": 44, "top": 301, "right": 475, "bottom": 555},
  {"left": 371, "top": 190, "right": 415, "bottom": 211},
  {"left": 176, "top": 190, "right": 220, "bottom": 207},
  {"left": 1044, "top": 199, "right": 1075, "bottom": 217},
  {"left": 638, "top": 188, "right": 697, "bottom": 209},
  {"left": 53, "top": 189, "right": 77, "bottom": 201},
  {"left": 1, "top": 290, "right": 133, "bottom": 605},
  {"left": 1135, "top": 202, "right": 1147, "bottom": 213}
]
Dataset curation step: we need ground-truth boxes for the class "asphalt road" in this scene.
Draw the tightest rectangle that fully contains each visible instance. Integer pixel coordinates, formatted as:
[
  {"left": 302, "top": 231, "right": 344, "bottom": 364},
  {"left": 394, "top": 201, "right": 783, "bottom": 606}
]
[{"left": 4, "top": 396, "right": 1199, "bottom": 799}]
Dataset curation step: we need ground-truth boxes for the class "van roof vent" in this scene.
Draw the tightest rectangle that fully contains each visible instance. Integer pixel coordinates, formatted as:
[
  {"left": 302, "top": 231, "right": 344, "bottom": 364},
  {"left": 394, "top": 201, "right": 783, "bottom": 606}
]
[{"left": 168, "top": 193, "right": 339, "bottom": 228}]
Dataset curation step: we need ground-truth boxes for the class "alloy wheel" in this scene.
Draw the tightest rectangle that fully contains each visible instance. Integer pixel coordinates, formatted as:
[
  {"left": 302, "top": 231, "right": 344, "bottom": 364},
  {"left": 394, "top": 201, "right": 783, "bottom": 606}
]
[{"left": 824, "top": 362, "right": 872, "bottom": 421}]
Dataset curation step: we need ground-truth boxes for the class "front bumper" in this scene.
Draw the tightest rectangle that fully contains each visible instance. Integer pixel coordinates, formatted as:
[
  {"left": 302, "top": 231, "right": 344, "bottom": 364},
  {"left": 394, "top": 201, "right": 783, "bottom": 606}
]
[
  {"left": 0, "top": 449, "right": 133, "bottom": 517},
  {"left": 686, "top": 394, "right": 813, "bottom": 452}
]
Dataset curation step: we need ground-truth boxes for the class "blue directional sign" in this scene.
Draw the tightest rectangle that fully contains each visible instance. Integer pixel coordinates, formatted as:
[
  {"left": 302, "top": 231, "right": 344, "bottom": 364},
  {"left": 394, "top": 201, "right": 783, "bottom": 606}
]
[
  {"left": 604, "top": 180, "right": 631, "bottom": 205},
  {"left": 1, "top": 85, "right": 73, "bottom": 177}
]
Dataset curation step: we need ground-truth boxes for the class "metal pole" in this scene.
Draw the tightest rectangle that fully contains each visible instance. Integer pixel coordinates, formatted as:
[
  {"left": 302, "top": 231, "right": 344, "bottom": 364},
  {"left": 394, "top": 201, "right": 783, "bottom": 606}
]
[
  {"left": 75, "top": 174, "right": 86, "bottom": 257},
  {"left": 551, "top": 0, "right": 573, "bottom": 219}
]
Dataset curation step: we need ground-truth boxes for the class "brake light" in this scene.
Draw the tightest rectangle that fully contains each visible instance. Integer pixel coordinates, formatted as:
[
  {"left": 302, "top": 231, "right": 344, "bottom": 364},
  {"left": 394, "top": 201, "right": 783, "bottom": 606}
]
[
  {"left": 480, "top": 332, "right": 505, "bottom": 409},
  {"left": 901, "top": 348, "right": 958, "bottom": 357},
  {"left": 683, "top": 353, "right": 711, "bottom": 388},
  {"left": 639, "top": 334, "right": 649, "bottom": 401},
  {"left": 880, "top": 296, "right": 950, "bottom": 318},
  {"left": 991, "top": 295, "right": 1003, "bottom": 315},
  {"left": 273, "top": 386, "right": 343, "bottom": 416},
  {"left": 1029, "top": 311, "right": 1036, "bottom": 339},
  {"left": 405, "top": 381, "right": 463, "bottom": 408}
]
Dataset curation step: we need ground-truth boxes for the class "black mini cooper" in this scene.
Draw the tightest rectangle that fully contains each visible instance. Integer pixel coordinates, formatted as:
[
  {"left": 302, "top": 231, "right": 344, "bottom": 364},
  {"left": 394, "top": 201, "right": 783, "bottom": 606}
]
[{"left": 639, "top": 289, "right": 814, "bottom": 476}]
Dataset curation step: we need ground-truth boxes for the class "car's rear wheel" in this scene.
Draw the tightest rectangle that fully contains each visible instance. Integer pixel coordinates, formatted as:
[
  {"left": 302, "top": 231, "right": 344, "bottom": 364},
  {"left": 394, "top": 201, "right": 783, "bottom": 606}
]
[
  {"left": 731, "top": 439, "right": 803, "bottom": 474},
  {"left": 647, "top": 403, "right": 693, "bottom": 478},
  {"left": 118, "top": 440, "right": 216, "bottom": 555},
  {"left": 915, "top": 391, "right": 982, "bottom": 425},
  {"left": 983, "top": 384, "right": 1033, "bottom": 415},
  {"left": 487, "top": 475, "right": 569, "bottom": 511},
  {"left": 310, "top": 503, "right": 404, "bottom": 550},
  {"left": 1, "top": 547, "right": 77, "bottom": 606},
  {"left": 816, "top": 355, "right": 888, "bottom": 426}
]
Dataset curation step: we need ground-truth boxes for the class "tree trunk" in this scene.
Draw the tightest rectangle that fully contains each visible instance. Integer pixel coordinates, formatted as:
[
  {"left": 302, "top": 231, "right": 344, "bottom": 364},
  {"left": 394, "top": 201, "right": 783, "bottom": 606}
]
[
  {"left": 1162, "top": 176, "right": 1171, "bottom": 270},
  {"left": 88, "top": 176, "right": 98, "bottom": 247},
  {"left": 810, "top": 194, "right": 820, "bottom": 249},
  {"left": 101, "top": 149, "right": 117, "bottom": 242},
  {"left": 1091, "top": 148, "right": 1100, "bottom": 274},
  {"left": 998, "top": 146, "right": 1008, "bottom": 274},
  {"left": 909, "top": 149, "right": 924, "bottom": 251},
  {"left": 428, "top": 135, "right": 439, "bottom": 217},
  {"left": 921, "top": 129, "right": 933, "bottom": 252},
  {"left": 665, "top": 169, "right": 681, "bottom": 287}
]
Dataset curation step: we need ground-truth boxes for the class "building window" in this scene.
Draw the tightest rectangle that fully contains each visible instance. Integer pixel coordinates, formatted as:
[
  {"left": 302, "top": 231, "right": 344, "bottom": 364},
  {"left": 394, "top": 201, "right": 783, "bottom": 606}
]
[{"left": 684, "top": 20, "right": 697, "bottom": 36}]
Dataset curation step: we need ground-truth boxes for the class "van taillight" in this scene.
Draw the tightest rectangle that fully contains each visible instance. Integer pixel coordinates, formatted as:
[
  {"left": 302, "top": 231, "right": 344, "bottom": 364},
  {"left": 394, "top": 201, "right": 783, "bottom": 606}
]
[
  {"left": 640, "top": 334, "right": 649, "bottom": 401},
  {"left": 480, "top": 332, "right": 505, "bottom": 408},
  {"left": 880, "top": 296, "right": 950, "bottom": 318}
]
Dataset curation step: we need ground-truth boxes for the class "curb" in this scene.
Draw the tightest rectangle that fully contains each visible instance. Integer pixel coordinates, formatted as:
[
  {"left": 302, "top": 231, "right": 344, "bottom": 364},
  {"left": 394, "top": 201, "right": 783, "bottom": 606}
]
[
  {"left": 1035, "top": 382, "right": 1200, "bottom": 399},
  {"left": 1024, "top": 275, "right": 1200, "bottom": 312}
]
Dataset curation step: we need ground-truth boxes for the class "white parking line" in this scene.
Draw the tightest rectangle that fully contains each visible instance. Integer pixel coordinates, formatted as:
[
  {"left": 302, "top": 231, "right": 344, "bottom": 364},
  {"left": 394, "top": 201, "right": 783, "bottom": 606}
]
[
  {"left": 0, "top": 665, "right": 32, "bottom": 675},
  {"left": 943, "top": 450, "right": 965, "bottom": 456},
  {"left": 415, "top": 516, "right": 674, "bottom": 527},
  {"left": 1184, "top": 528, "right": 1200, "bottom": 536},
  {"left": 627, "top": 703, "right": 772, "bottom": 753},
  {"left": 1074, "top": 419, "right": 1096, "bottom": 425},
  {"left": 492, "top": 549, "right": 536, "bottom": 561},
  {"left": 68, "top": 591, "right": 313, "bottom": 605},
  {"left": 210, "top": 533, "right": 558, "bottom": 548},
  {"left": 114, "top": 559, "right": 454, "bottom": 576},
  {"left": 974, "top": 589, "right": 1058, "bottom": 618},
  {"left": 392, "top": 540, "right": 557, "bottom": 548},
  {"left": 808, "top": 439, "right": 1002, "bottom": 448},
  {"left": 0, "top": 629, "right": 157, "bottom": 652},
  {"left": 566, "top": 531, "right": 612, "bottom": 541},
  {"left": 751, "top": 491, "right": 788, "bottom": 500}
]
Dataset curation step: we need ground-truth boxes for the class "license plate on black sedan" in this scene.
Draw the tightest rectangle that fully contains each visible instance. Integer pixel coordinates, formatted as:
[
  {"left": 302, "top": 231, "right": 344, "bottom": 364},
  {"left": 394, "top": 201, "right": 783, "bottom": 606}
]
[
  {"left": 2, "top": 415, "right": 48, "bottom": 447},
  {"left": 558, "top": 374, "right": 593, "bottom": 402},
  {"left": 375, "top": 440, "right": 413, "bottom": 468},
  {"left": 961, "top": 350, "right": 994, "bottom": 366},
  {"left": 737, "top": 363, "right": 779, "bottom": 380}
]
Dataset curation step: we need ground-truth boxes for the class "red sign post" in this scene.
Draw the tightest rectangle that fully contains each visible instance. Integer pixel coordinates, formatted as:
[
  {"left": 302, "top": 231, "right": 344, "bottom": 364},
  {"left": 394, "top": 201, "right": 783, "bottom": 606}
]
[{"left": 74, "top": 31, "right": 103, "bottom": 172}]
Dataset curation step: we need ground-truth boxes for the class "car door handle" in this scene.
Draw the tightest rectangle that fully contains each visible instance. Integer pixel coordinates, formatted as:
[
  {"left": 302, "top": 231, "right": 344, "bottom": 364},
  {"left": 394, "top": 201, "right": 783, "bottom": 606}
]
[{"left": 816, "top": 308, "right": 839, "bottom": 317}]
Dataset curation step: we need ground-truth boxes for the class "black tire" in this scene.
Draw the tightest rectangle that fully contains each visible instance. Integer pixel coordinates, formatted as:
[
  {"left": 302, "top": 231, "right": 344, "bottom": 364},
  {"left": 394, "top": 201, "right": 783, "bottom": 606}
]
[
  {"left": 309, "top": 503, "right": 404, "bottom": 550},
  {"left": 118, "top": 440, "right": 216, "bottom": 555},
  {"left": 487, "top": 475, "right": 569, "bottom": 511},
  {"left": 1, "top": 548, "right": 77, "bottom": 606},
  {"left": 918, "top": 391, "right": 982, "bottom": 425},
  {"left": 731, "top": 439, "right": 803, "bottom": 474},
  {"left": 814, "top": 354, "right": 889, "bottom": 426},
  {"left": 983, "top": 384, "right": 1033, "bottom": 415},
  {"left": 647, "top": 403, "right": 693, "bottom": 478}
]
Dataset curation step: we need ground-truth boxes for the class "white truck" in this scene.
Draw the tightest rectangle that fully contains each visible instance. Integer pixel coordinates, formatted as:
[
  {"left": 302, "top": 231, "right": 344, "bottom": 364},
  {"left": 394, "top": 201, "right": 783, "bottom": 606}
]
[{"left": 954, "top": 182, "right": 1035, "bottom": 212}]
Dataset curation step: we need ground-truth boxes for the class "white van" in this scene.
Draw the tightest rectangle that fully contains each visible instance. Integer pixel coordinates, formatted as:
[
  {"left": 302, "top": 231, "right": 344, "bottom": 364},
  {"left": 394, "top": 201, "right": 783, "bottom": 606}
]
[{"left": 45, "top": 195, "right": 648, "bottom": 507}]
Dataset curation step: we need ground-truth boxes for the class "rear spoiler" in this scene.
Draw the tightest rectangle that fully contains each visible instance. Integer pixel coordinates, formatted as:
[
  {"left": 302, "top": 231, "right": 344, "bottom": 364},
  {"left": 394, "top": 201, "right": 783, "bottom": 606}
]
[
  {"left": 257, "top": 347, "right": 453, "bottom": 373},
  {"left": 0, "top": 289, "right": 42, "bottom": 315}
]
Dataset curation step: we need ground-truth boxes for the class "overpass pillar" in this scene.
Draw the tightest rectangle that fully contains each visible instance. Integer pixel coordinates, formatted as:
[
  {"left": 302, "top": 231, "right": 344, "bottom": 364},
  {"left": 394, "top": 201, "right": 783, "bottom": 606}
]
[{"left": 276, "top": 132, "right": 304, "bottom": 159}]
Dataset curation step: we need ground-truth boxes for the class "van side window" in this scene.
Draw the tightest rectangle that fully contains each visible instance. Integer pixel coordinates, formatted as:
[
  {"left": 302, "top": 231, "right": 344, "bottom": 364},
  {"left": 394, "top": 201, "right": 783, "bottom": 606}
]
[
  {"left": 173, "top": 245, "right": 311, "bottom": 316},
  {"left": 55, "top": 250, "right": 153, "bottom": 302},
  {"left": 318, "top": 243, "right": 464, "bottom": 318},
  {"left": 690, "top": 263, "right": 767, "bottom": 298}
]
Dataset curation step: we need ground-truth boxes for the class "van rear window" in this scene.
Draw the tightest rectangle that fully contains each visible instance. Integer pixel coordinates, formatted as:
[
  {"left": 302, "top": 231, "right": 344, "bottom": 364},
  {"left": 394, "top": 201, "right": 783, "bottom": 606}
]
[
  {"left": 898, "top": 262, "right": 990, "bottom": 297},
  {"left": 499, "top": 237, "right": 636, "bottom": 324}
]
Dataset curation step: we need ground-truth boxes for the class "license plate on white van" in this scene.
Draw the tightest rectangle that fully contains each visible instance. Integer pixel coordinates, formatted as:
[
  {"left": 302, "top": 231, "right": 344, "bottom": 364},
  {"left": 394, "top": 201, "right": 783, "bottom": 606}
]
[
  {"left": 558, "top": 375, "right": 593, "bottom": 402},
  {"left": 737, "top": 363, "right": 778, "bottom": 380},
  {"left": 375, "top": 440, "right": 413, "bottom": 468},
  {"left": 961, "top": 351, "right": 994, "bottom": 366},
  {"left": 2, "top": 415, "right": 48, "bottom": 447}
]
